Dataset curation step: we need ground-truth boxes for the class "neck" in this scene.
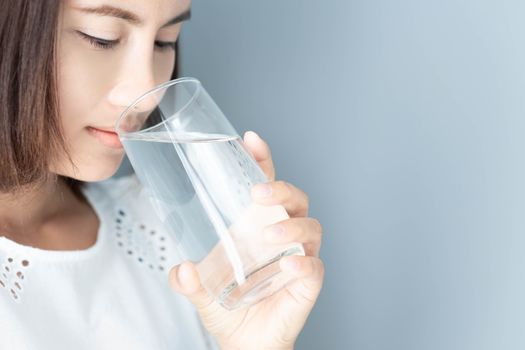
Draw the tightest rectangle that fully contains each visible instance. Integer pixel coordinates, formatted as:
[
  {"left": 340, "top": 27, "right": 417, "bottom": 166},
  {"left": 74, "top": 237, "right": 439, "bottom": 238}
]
[{"left": 0, "top": 175, "right": 80, "bottom": 239}]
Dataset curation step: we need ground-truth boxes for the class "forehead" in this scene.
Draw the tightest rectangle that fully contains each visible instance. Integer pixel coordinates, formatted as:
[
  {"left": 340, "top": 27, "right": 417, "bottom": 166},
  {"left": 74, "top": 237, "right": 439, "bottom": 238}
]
[{"left": 65, "top": 0, "right": 191, "bottom": 26}]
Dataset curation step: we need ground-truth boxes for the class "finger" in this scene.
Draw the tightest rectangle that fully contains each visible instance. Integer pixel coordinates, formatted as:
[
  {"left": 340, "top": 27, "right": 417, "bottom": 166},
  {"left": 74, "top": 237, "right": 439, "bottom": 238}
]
[
  {"left": 251, "top": 181, "right": 309, "bottom": 217},
  {"left": 263, "top": 217, "right": 323, "bottom": 256},
  {"left": 169, "top": 261, "right": 217, "bottom": 312},
  {"left": 243, "top": 131, "right": 275, "bottom": 181},
  {"left": 279, "top": 256, "right": 325, "bottom": 305}
]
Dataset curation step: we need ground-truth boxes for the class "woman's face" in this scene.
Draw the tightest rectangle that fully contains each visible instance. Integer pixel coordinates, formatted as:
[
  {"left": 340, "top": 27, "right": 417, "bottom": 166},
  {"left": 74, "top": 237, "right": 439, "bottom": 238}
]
[{"left": 52, "top": 0, "right": 190, "bottom": 181}]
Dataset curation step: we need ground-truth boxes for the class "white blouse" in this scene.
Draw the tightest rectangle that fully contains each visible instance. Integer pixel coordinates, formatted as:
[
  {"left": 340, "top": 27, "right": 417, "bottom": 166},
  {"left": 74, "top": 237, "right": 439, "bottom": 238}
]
[{"left": 0, "top": 174, "right": 219, "bottom": 350}]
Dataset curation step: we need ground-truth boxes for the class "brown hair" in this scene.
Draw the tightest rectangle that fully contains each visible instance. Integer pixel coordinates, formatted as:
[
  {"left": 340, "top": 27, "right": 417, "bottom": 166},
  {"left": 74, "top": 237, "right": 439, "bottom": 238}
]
[
  {"left": 0, "top": 0, "right": 65, "bottom": 193},
  {"left": 0, "top": 1, "right": 179, "bottom": 196}
]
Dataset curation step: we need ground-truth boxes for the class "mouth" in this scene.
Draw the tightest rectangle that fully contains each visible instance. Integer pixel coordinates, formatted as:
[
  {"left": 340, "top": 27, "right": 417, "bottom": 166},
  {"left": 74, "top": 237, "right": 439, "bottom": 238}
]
[{"left": 86, "top": 126, "right": 123, "bottom": 149}]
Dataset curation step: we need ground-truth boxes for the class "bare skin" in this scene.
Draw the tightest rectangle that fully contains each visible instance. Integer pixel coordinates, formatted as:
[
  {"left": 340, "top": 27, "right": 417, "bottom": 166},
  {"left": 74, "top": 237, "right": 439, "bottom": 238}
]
[{"left": 0, "top": 177, "right": 98, "bottom": 251}]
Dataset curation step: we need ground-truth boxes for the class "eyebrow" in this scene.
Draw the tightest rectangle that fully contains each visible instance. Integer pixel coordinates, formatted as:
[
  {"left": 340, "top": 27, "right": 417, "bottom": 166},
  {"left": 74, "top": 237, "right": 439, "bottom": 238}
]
[{"left": 75, "top": 5, "right": 191, "bottom": 27}]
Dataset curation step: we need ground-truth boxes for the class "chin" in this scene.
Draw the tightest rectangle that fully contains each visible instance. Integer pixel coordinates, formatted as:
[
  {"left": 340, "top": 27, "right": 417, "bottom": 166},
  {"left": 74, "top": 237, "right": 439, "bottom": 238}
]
[
  {"left": 78, "top": 169, "right": 121, "bottom": 182},
  {"left": 57, "top": 155, "right": 125, "bottom": 182}
]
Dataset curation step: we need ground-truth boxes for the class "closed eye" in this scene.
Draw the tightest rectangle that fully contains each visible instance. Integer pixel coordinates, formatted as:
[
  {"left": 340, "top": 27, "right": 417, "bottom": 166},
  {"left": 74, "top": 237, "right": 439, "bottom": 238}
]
[
  {"left": 76, "top": 31, "right": 176, "bottom": 52},
  {"left": 76, "top": 31, "right": 119, "bottom": 50},
  {"left": 155, "top": 40, "right": 177, "bottom": 52}
]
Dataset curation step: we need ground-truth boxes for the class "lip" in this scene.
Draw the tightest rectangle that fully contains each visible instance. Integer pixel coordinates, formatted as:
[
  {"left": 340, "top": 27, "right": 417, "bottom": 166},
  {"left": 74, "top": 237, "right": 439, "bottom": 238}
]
[{"left": 87, "top": 126, "right": 123, "bottom": 149}]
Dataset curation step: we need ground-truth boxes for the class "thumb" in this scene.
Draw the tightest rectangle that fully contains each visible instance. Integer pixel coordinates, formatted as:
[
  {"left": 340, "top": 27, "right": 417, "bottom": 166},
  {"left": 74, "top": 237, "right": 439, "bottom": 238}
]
[
  {"left": 243, "top": 131, "right": 275, "bottom": 181},
  {"left": 169, "top": 261, "right": 216, "bottom": 311}
]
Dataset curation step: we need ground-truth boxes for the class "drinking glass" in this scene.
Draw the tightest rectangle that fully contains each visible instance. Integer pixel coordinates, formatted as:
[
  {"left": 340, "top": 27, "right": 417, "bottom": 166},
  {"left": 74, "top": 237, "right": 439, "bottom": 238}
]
[{"left": 116, "top": 77, "right": 305, "bottom": 310}]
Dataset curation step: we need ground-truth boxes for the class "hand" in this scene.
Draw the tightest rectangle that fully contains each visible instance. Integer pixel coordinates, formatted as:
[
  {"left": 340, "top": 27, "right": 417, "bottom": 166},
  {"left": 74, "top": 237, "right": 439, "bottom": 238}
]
[{"left": 168, "top": 131, "right": 325, "bottom": 350}]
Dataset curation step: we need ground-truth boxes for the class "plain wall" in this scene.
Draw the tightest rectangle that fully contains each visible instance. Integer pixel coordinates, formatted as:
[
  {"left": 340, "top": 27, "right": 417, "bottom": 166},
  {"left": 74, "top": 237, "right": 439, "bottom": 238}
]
[{"left": 175, "top": 1, "right": 525, "bottom": 349}]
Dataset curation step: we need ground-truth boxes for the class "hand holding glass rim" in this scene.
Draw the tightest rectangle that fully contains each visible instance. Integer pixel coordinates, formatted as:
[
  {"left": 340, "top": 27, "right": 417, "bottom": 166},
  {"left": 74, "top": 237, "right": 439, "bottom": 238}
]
[{"left": 115, "top": 77, "right": 305, "bottom": 310}]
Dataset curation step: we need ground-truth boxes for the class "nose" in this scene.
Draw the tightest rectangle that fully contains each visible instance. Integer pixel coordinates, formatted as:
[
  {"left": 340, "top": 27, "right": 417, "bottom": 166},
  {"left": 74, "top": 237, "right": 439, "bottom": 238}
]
[
  {"left": 109, "top": 54, "right": 161, "bottom": 132},
  {"left": 108, "top": 78, "right": 159, "bottom": 112}
]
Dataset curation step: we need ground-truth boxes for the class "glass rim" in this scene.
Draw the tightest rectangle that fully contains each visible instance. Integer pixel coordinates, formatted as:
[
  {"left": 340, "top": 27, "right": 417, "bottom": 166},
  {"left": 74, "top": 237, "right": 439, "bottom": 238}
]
[{"left": 115, "top": 76, "right": 201, "bottom": 137}]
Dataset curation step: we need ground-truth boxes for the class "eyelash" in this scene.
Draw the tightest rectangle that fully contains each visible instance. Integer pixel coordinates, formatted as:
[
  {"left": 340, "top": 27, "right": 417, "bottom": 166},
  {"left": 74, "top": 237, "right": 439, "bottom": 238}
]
[{"left": 76, "top": 31, "right": 177, "bottom": 52}]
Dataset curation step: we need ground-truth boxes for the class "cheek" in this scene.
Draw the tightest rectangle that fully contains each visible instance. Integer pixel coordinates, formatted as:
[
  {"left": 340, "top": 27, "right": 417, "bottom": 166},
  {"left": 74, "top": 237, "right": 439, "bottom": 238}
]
[
  {"left": 154, "top": 51, "right": 176, "bottom": 83},
  {"left": 52, "top": 39, "right": 125, "bottom": 180},
  {"left": 58, "top": 44, "right": 111, "bottom": 139}
]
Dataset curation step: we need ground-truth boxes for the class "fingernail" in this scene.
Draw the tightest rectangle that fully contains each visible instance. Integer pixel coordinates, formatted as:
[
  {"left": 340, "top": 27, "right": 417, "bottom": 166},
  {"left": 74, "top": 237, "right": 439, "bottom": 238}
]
[
  {"left": 177, "top": 264, "right": 186, "bottom": 285},
  {"left": 253, "top": 183, "right": 272, "bottom": 198},
  {"left": 264, "top": 225, "right": 285, "bottom": 242},
  {"left": 244, "top": 130, "right": 261, "bottom": 141}
]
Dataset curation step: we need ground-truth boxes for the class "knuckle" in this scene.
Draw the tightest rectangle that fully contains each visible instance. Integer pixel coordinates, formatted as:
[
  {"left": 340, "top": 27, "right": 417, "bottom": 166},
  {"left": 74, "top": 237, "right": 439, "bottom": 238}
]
[
  {"left": 311, "top": 218, "right": 323, "bottom": 235},
  {"left": 276, "top": 180, "right": 292, "bottom": 199},
  {"left": 303, "top": 192, "right": 310, "bottom": 205},
  {"left": 317, "top": 259, "right": 325, "bottom": 276},
  {"left": 306, "top": 258, "right": 316, "bottom": 274},
  {"left": 295, "top": 220, "right": 306, "bottom": 237},
  {"left": 302, "top": 193, "right": 310, "bottom": 213}
]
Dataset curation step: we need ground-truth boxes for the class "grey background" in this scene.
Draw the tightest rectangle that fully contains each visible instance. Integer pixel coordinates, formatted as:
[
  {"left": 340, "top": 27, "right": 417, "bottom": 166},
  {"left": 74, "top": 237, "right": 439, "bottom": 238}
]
[{"left": 120, "top": 1, "right": 525, "bottom": 349}]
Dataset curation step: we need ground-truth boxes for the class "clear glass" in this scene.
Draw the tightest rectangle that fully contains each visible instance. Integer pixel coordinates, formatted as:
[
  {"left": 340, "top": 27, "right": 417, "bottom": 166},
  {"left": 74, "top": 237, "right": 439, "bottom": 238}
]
[{"left": 116, "top": 77, "right": 305, "bottom": 310}]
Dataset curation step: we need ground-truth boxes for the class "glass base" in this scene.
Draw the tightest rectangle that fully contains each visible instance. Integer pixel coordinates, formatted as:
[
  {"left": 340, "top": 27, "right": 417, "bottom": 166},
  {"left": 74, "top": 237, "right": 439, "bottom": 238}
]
[{"left": 216, "top": 245, "right": 304, "bottom": 310}]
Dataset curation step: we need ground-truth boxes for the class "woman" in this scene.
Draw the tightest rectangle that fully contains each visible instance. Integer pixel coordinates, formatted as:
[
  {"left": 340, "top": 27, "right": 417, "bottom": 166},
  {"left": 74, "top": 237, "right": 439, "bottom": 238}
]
[{"left": 0, "top": 0, "right": 325, "bottom": 349}]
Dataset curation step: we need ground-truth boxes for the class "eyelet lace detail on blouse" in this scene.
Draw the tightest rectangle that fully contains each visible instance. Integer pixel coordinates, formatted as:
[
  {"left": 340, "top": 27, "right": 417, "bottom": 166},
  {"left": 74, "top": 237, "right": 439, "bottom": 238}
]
[
  {"left": 113, "top": 207, "right": 171, "bottom": 273},
  {"left": 0, "top": 253, "right": 31, "bottom": 303}
]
